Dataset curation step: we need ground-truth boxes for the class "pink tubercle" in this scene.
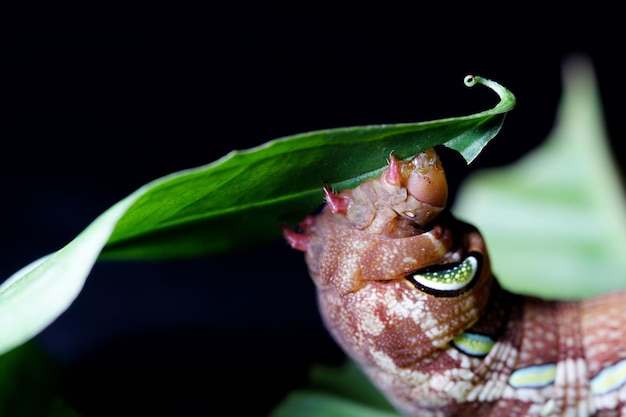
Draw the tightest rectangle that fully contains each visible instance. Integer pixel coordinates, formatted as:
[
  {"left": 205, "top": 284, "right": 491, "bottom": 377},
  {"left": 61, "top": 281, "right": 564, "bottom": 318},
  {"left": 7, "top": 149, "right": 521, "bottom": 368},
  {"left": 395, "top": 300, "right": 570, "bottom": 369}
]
[
  {"left": 281, "top": 225, "right": 311, "bottom": 252},
  {"left": 323, "top": 184, "right": 349, "bottom": 214},
  {"left": 383, "top": 154, "right": 400, "bottom": 186}
]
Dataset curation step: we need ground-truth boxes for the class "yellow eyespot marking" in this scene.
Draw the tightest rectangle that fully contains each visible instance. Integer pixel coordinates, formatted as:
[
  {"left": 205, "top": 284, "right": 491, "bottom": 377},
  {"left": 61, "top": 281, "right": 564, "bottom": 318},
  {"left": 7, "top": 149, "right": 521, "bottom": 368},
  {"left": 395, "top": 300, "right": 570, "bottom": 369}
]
[
  {"left": 451, "top": 332, "right": 495, "bottom": 357},
  {"left": 590, "top": 358, "right": 626, "bottom": 396},
  {"left": 508, "top": 364, "right": 556, "bottom": 389}
]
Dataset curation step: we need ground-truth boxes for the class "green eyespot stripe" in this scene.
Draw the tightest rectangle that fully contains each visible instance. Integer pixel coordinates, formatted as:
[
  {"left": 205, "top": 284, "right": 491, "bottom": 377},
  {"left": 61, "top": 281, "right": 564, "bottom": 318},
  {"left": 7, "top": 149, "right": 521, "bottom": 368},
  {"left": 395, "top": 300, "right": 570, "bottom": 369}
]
[
  {"left": 407, "top": 253, "right": 481, "bottom": 297},
  {"left": 590, "top": 358, "right": 626, "bottom": 396},
  {"left": 451, "top": 332, "right": 495, "bottom": 357},
  {"left": 508, "top": 364, "right": 557, "bottom": 389}
]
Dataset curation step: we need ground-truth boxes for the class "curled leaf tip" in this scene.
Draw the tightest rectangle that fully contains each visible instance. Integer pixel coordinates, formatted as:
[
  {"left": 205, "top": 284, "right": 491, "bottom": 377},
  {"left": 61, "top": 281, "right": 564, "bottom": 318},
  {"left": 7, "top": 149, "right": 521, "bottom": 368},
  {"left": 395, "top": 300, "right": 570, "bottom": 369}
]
[
  {"left": 462, "top": 74, "right": 517, "bottom": 108},
  {"left": 441, "top": 74, "right": 516, "bottom": 164},
  {"left": 464, "top": 75, "right": 477, "bottom": 87}
]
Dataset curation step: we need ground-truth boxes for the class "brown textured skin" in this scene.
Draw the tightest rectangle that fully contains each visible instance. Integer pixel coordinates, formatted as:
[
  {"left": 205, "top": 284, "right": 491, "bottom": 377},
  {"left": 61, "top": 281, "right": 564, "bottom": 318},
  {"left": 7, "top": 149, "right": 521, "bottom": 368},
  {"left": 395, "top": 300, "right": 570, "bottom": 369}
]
[{"left": 286, "top": 149, "right": 626, "bottom": 417}]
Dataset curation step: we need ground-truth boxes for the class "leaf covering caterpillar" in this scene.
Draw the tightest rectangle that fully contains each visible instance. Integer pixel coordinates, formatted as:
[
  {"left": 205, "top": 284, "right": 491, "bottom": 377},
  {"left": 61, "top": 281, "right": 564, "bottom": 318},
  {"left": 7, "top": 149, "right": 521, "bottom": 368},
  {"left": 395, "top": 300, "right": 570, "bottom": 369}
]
[{"left": 283, "top": 148, "right": 626, "bottom": 417}]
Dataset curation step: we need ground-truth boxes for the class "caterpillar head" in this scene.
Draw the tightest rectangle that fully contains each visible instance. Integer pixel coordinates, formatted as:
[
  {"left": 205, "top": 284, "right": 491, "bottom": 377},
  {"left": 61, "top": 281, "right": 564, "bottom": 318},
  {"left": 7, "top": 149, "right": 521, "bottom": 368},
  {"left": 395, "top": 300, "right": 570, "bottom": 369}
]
[{"left": 283, "top": 148, "right": 494, "bottom": 413}]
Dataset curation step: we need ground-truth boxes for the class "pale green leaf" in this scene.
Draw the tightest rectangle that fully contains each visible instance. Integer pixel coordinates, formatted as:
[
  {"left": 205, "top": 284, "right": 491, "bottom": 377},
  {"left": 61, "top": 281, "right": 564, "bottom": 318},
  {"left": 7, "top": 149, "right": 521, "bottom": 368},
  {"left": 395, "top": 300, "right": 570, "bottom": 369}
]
[{"left": 0, "top": 189, "right": 145, "bottom": 355}]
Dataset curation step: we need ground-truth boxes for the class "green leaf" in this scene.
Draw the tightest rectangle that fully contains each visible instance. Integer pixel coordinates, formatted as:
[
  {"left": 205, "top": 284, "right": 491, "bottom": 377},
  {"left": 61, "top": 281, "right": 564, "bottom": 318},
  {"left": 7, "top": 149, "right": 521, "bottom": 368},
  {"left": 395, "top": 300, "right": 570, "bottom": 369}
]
[
  {"left": 0, "top": 341, "right": 82, "bottom": 416},
  {"left": 0, "top": 75, "right": 514, "bottom": 357},
  {"left": 268, "top": 360, "right": 401, "bottom": 417},
  {"left": 270, "top": 391, "right": 402, "bottom": 417},
  {"left": 269, "top": 360, "right": 401, "bottom": 417},
  {"left": 0, "top": 192, "right": 145, "bottom": 355},
  {"left": 101, "top": 75, "right": 515, "bottom": 260},
  {"left": 306, "top": 360, "right": 396, "bottom": 411},
  {"left": 453, "top": 55, "right": 626, "bottom": 299}
]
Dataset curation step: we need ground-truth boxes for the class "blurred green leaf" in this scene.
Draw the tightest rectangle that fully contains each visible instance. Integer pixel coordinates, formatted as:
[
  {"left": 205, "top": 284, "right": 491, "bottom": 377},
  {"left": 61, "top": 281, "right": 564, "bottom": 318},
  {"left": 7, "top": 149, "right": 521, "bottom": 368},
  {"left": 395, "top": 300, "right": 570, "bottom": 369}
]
[
  {"left": 270, "top": 391, "right": 402, "bottom": 417},
  {"left": 306, "top": 360, "right": 396, "bottom": 411},
  {"left": 269, "top": 360, "right": 400, "bottom": 417},
  {"left": 453, "top": 54, "right": 626, "bottom": 299},
  {"left": 0, "top": 341, "right": 82, "bottom": 416}
]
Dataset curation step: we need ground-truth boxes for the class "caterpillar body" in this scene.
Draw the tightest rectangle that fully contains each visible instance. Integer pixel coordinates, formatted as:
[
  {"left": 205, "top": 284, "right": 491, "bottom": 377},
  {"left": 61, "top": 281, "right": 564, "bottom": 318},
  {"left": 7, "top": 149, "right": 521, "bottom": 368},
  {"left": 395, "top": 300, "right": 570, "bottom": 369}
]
[{"left": 283, "top": 148, "right": 626, "bottom": 417}]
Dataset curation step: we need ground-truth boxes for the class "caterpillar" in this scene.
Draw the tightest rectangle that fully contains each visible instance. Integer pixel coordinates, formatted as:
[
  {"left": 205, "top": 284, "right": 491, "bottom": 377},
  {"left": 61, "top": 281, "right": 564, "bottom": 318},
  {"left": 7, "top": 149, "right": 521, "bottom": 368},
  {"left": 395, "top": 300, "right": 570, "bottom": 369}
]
[{"left": 283, "top": 148, "right": 626, "bottom": 417}]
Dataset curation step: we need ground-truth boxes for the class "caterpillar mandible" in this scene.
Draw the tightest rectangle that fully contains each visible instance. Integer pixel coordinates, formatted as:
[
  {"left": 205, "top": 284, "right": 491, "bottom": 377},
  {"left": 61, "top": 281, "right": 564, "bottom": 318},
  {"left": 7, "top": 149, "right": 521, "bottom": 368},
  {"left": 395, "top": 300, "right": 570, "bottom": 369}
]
[{"left": 283, "top": 148, "right": 626, "bottom": 417}]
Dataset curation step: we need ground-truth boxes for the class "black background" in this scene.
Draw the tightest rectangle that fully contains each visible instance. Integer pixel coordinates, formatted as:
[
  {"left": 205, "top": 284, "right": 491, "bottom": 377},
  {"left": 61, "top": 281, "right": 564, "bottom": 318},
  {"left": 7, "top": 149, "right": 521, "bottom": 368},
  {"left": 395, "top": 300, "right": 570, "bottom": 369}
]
[{"left": 3, "top": 7, "right": 625, "bottom": 416}]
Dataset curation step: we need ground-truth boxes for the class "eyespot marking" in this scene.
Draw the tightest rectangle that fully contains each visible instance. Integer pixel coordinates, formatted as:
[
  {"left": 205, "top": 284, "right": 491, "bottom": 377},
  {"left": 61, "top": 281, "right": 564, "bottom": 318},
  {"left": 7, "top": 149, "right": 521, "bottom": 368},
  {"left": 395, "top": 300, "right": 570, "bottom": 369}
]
[
  {"left": 590, "top": 358, "right": 626, "bottom": 396},
  {"left": 406, "top": 253, "right": 481, "bottom": 297},
  {"left": 508, "top": 363, "right": 556, "bottom": 389},
  {"left": 450, "top": 332, "right": 495, "bottom": 358}
]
